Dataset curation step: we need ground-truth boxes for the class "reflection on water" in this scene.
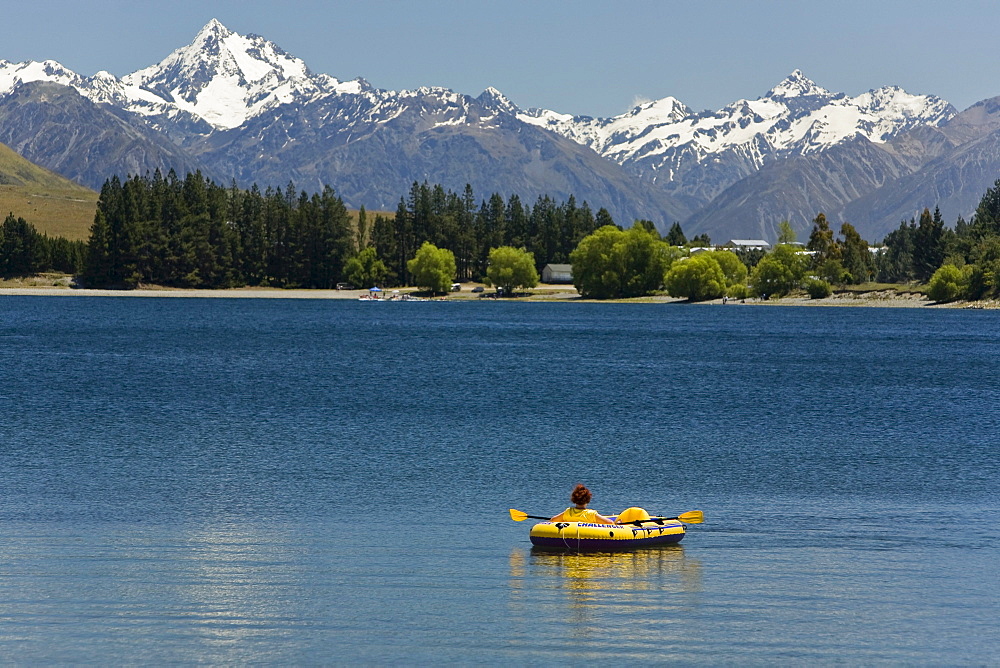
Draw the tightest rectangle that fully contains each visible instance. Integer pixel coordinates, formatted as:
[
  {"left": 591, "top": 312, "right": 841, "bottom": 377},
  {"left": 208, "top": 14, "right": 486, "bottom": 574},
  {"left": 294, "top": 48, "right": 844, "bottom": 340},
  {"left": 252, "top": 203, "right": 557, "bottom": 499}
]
[
  {"left": 520, "top": 545, "right": 700, "bottom": 591},
  {"left": 0, "top": 521, "right": 322, "bottom": 663},
  {"left": 507, "top": 547, "right": 703, "bottom": 649}
]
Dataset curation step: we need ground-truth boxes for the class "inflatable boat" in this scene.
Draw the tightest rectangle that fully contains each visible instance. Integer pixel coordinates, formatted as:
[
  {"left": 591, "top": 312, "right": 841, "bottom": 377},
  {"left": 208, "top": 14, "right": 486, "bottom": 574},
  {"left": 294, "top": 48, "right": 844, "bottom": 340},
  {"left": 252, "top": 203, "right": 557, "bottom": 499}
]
[
  {"left": 529, "top": 517, "right": 685, "bottom": 552},
  {"left": 510, "top": 507, "right": 702, "bottom": 552}
]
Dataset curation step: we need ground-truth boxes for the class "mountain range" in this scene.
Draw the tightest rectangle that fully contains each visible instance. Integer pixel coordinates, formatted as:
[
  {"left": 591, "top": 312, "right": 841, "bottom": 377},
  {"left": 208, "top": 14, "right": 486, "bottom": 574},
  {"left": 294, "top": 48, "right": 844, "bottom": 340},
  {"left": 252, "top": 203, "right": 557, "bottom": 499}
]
[{"left": 1, "top": 19, "right": 998, "bottom": 243}]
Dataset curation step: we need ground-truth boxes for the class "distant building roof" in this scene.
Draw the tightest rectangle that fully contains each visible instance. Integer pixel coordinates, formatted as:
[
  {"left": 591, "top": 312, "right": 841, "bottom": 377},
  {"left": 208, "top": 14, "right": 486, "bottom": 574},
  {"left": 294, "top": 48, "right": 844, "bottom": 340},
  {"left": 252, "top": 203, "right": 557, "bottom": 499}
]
[
  {"left": 724, "top": 239, "right": 771, "bottom": 249},
  {"left": 541, "top": 263, "right": 574, "bottom": 284}
]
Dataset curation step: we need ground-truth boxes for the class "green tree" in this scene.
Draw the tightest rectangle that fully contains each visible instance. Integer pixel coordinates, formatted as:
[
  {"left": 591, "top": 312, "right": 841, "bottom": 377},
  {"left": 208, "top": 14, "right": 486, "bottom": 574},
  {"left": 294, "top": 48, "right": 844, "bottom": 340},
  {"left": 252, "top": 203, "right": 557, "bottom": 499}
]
[
  {"left": 569, "top": 225, "right": 620, "bottom": 299},
  {"left": 344, "top": 247, "right": 389, "bottom": 289},
  {"left": 0, "top": 214, "right": 46, "bottom": 276},
  {"left": 838, "top": 222, "right": 873, "bottom": 284},
  {"left": 709, "top": 250, "right": 748, "bottom": 289},
  {"left": 664, "top": 254, "right": 726, "bottom": 301},
  {"left": 748, "top": 245, "right": 808, "bottom": 297},
  {"left": 595, "top": 208, "right": 616, "bottom": 229},
  {"left": 805, "top": 278, "right": 833, "bottom": 299},
  {"left": 356, "top": 205, "right": 369, "bottom": 251},
  {"left": 807, "top": 213, "right": 840, "bottom": 264},
  {"left": 570, "top": 224, "right": 676, "bottom": 299},
  {"left": 777, "top": 220, "right": 797, "bottom": 245},
  {"left": 966, "top": 237, "right": 1000, "bottom": 299},
  {"left": 486, "top": 246, "right": 539, "bottom": 296},
  {"left": 878, "top": 220, "right": 917, "bottom": 282},
  {"left": 633, "top": 219, "right": 658, "bottom": 236},
  {"left": 87, "top": 176, "right": 140, "bottom": 288},
  {"left": 665, "top": 222, "right": 686, "bottom": 246},
  {"left": 407, "top": 241, "right": 456, "bottom": 294},
  {"left": 748, "top": 256, "right": 794, "bottom": 297},
  {"left": 773, "top": 244, "right": 809, "bottom": 280},
  {"left": 817, "top": 258, "right": 850, "bottom": 285},
  {"left": 618, "top": 223, "right": 678, "bottom": 297},
  {"left": 927, "top": 264, "right": 970, "bottom": 303},
  {"left": 912, "top": 208, "right": 946, "bottom": 282},
  {"left": 970, "top": 178, "right": 1000, "bottom": 238},
  {"left": 371, "top": 213, "right": 398, "bottom": 284}
]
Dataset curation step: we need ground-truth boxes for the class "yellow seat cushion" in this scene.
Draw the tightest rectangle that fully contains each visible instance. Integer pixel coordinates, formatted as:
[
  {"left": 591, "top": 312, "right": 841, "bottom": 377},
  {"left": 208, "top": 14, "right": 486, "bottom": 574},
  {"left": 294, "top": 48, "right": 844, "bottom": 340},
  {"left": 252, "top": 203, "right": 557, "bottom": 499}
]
[{"left": 616, "top": 507, "right": 651, "bottom": 523}]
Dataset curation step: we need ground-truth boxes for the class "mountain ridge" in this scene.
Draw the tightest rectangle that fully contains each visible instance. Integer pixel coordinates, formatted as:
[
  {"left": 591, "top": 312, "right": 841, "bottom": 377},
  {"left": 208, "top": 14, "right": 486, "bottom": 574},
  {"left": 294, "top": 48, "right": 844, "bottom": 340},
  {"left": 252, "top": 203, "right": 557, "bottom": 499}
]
[{"left": 1, "top": 19, "right": 995, "bottom": 244}]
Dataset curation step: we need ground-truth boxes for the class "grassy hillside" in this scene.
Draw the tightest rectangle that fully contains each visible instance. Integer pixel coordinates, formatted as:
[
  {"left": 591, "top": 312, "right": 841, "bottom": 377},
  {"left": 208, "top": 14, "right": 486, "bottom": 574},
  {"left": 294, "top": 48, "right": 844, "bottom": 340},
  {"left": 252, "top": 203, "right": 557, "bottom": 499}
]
[
  {"left": 0, "top": 142, "right": 97, "bottom": 241},
  {"left": 0, "top": 141, "right": 398, "bottom": 243}
]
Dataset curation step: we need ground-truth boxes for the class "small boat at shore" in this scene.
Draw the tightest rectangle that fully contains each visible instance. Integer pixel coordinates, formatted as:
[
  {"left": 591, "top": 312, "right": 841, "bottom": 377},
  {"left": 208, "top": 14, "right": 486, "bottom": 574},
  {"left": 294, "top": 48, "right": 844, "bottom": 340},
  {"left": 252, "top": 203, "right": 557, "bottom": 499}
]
[
  {"left": 359, "top": 288, "right": 429, "bottom": 301},
  {"left": 511, "top": 508, "right": 702, "bottom": 553}
]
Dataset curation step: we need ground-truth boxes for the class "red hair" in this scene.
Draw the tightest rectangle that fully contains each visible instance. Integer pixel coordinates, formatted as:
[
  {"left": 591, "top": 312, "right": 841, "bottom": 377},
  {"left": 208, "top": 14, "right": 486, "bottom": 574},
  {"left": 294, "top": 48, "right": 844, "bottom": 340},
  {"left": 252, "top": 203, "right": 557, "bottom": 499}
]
[{"left": 570, "top": 483, "right": 592, "bottom": 506}]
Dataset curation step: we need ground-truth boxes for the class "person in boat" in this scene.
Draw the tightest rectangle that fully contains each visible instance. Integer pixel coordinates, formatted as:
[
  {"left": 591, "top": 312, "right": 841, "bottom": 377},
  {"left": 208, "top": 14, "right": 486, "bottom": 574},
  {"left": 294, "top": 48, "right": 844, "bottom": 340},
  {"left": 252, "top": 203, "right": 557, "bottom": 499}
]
[{"left": 550, "top": 484, "right": 617, "bottom": 525}]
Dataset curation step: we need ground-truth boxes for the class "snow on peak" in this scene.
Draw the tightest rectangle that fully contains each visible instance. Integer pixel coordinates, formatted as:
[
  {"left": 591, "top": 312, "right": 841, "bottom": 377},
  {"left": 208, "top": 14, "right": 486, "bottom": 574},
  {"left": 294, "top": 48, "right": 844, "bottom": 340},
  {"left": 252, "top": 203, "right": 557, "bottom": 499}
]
[
  {"left": 115, "top": 19, "right": 331, "bottom": 128},
  {"left": 0, "top": 58, "right": 82, "bottom": 95},
  {"left": 0, "top": 23, "right": 957, "bottom": 174},
  {"left": 198, "top": 18, "right": 229, "bottom": 39},
  {"left": 766, "top": 69, "right": 832, "bottom": 99},
  {"left": 0, "top": 20, "right": 399, "bottom": 131},
  {"left": 523, "top": 70, "right": 954, "bottom": 186},
  {"left": 477, "top": 86, "right": 517, "bottom": 114}
]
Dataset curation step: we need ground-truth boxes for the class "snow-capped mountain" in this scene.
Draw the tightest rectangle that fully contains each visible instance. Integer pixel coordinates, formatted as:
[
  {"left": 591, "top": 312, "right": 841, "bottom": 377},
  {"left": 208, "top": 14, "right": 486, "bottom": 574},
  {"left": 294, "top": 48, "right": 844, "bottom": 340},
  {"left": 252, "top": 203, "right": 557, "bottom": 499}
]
[
  {"left": 117, "top": 18, "right": 364, "bottom": 130},
  {"left": 1, "top": 19, "right": 989, "bottom": 243},
  {"left": 519, "top": 69, "right": 955, "bottom": 198},
  {"left": 0, "top": 59, "right": 82, "bottom": 92},
  {"left": 0, "top": 18, "right": 363, "bottom": 131},
  {"left": 0, "top": 20, "right": 685, "bottom": 225}
]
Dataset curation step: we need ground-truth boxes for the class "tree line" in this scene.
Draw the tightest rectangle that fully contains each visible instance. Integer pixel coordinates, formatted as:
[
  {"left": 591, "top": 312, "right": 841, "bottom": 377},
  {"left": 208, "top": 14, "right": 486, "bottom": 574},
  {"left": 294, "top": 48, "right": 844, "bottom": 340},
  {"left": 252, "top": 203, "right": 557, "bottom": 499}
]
[
  {"left": 0, "top": 172, "right": 612, "bottom": 289},
  {"left": 0, "top": 213, "right": 85, "bottom": 278},
  {"left": 570, "top": 179, "right": 1000, "bottom": 301},
  {"left": 3, "top": 170, "right": 1000, "bottom": 303},
  {"left": 83, "top": 171, "right": 355, "bottom": 289},
  {"left": 801, "top": 179, "right": 1000, "bottom": 302},
  {"left": 370, "top": 181, "right": 611, "bottom": 285}
]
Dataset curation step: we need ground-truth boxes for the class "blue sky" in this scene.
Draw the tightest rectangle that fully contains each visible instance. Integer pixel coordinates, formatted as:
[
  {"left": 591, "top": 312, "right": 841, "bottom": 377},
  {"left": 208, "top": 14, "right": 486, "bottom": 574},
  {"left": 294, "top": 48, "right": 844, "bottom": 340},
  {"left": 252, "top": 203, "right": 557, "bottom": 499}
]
[{"left": 4, "top": 0, "right": 998, "bottom": 117}]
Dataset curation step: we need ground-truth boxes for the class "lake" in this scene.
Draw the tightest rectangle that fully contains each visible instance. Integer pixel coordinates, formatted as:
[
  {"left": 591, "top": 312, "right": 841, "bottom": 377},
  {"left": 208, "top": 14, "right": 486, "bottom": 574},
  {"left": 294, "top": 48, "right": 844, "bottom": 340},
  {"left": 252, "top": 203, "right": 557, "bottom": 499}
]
[{"left": 0, "top": 296, "right": 997, "bottom": 663}]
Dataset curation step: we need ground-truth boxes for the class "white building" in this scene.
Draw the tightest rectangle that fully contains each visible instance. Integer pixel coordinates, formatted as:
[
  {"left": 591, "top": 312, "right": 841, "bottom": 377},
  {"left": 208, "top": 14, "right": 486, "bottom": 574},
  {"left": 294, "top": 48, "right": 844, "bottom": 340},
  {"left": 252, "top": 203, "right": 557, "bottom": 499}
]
[
  {"left": 541, "top": 264, "right": 573, "bottom": 284},
  {"left": 723, "top": 239, "right": 771, "bottom": 251}
]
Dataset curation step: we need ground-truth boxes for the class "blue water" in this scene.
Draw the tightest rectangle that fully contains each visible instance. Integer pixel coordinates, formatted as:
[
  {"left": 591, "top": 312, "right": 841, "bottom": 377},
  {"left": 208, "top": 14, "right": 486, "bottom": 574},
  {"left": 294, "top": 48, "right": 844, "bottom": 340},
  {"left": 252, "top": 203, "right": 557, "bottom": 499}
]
[{"left": 1, "top": 297, "right": 997, "bottom": 663}]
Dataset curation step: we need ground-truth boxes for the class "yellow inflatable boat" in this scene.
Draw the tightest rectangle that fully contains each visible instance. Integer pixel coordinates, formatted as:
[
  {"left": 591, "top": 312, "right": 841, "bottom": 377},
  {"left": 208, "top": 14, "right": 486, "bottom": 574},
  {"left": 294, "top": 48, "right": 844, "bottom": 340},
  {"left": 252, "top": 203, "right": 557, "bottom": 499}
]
[{"left": 514, "top": 507, "right": 700, "bottom": 552}]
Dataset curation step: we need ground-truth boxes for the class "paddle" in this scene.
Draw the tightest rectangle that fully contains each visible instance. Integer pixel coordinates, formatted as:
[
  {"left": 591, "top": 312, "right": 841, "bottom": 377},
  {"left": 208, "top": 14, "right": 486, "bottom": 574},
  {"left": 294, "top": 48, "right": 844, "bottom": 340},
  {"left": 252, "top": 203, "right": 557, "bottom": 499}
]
[{"left": 508, "top": 508, "right": 704, "bottom": 525}]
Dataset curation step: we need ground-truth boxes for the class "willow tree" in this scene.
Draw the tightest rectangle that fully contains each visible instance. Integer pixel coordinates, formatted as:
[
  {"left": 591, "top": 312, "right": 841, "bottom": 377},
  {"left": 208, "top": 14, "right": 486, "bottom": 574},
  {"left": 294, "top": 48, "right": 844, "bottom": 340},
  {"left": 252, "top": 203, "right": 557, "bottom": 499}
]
[
  {"left": 407, "top": 241, "right": 456, "bottom": 294},
  {"left": 486, "top": 246, "right": 538, "bottom": 296},
  {"left": 570, "top": 224, "right": 678, "bottom": 299}
]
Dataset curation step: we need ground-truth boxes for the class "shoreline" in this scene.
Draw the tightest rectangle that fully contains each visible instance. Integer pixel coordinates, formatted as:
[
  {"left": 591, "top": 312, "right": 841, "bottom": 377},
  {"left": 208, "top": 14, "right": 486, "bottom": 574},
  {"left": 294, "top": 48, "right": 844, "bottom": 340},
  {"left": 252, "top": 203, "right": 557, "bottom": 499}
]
[
  {"left": 0, "top": 284, "right": 989, "bottom": 307},
  {"left": 2, "top": 277, "right": 997, "bottom": 308}
]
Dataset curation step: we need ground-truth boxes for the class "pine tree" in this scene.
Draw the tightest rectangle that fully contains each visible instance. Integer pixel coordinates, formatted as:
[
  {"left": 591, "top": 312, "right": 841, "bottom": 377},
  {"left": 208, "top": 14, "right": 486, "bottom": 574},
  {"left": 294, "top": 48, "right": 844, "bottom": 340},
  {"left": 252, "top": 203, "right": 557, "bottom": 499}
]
[
  {"left": 371, "top": 213, "right": 398, "bottom": 285},
  {"left": 913, "top": 207, "right": 946, "bottom": 282},
  {"left": 595, "top": 208, "right": 616, "bottom": 229},
  {"left": 838, "top": 222, "right": 873, "bottom": 284},
  {"left": 356, "top": 205, "right": 369, "bottom": 252},
  {"left": 807, "top": 213, "right": 840, "bottom": 264},
  {"left": 665, "top": 222, "right": 687, "bottom": 246},
  {"left": 0, "top": 214, "right": 45, "bottom": 276},
  {"left": 83, "top": 209, "right": 112, "bottom": 287},
  {"left": 972, "top": 178, "right": 1000, "bottom": 237},
  {"left": 393, "top": 197, "right": 413, "bottom": 285},
  {"left": 879, "top": 220, "right": 917, "bottom": 282},
  {"left": 569, "top": 201, "right": 596, "bottom": 252}
]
